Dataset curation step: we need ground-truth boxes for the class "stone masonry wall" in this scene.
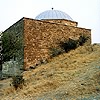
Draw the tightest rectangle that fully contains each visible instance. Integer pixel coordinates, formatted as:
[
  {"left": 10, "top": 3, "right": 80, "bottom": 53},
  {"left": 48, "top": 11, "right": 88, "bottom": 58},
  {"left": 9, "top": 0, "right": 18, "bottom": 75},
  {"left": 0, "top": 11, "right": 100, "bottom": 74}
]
[
  {"left": 42, "top": 19, "right": 78, "bottom": 27},
  {"left": 23, "top": 18, "right": 91, "bottom": 69},
  {"left": 2, "top": 18, "right": 24, "bottom": 69}
]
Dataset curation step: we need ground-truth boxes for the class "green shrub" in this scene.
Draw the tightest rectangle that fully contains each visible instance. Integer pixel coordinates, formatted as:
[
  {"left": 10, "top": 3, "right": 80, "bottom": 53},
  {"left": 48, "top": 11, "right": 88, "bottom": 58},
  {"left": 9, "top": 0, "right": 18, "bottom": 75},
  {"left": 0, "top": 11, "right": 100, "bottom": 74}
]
[
  {"left": 60, "top": 35, "right": 88, "bottom": 53},
  {"left": 79, "top": 35, "right": 88, "bottom": 46},
  {"left": 49, "top": 35, "right": 88, "bottom": 57},
  {"left": 12, "top": 75, "right": 24, "bottom": 90},
  {"left": 60, "top": 39, "right": 78, "bottom": 53},
  {"left": 49, "top": 47, "right": 64, "bottom": 57}
]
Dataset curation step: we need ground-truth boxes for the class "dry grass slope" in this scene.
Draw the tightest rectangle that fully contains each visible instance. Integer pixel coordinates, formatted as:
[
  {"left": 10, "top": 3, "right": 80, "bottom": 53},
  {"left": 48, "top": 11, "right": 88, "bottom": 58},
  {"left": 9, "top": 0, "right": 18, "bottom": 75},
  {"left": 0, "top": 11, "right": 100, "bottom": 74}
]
[{"left": 0, "top": 44, "right": 100, "bottom": 100}]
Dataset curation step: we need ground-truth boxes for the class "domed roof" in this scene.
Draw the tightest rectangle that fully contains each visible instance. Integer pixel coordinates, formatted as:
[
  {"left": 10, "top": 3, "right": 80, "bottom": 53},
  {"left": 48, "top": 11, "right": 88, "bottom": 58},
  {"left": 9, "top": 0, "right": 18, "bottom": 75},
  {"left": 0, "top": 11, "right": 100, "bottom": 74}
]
[{"left": 35, "top": 9, "right": 73, "bottom": 21}]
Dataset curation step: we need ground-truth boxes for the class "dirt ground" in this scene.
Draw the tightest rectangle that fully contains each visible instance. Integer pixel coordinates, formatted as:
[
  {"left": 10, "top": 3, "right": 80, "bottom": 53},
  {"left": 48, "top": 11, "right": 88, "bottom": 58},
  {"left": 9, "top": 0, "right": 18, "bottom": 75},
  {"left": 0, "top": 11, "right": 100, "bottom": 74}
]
[{"left": 0, "top": 44, "right": 100, "bottom": 100}]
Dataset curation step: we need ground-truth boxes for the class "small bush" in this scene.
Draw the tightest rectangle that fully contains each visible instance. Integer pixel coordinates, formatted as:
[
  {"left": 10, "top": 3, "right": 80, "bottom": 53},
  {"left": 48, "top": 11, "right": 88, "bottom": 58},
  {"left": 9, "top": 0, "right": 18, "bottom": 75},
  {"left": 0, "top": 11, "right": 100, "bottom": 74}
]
[
  {"left": 79, "top": 35, "right": 88, "bottom": 46},
  {"left": 60, "top": 35, "right": 88, "bottom": 53},
  {"left": 49, "top": 35, "right": 88, "bottom": 57},
  {"left": 60, "top": 39, "right": 78, "bottom": 53},
  {"left": 49, "top": 48, "right": 64, "bottom": 57},
  {"left": 12, "top": 75, "right": 24, "bottom": 90}
]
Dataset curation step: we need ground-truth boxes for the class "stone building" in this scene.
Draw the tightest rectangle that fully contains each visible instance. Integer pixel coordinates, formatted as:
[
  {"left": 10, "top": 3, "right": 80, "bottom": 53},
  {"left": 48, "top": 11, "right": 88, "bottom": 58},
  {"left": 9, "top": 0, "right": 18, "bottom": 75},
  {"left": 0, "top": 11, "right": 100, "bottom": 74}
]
[{"left": 2, "top": 9, "right": 91, "bottom": 70}]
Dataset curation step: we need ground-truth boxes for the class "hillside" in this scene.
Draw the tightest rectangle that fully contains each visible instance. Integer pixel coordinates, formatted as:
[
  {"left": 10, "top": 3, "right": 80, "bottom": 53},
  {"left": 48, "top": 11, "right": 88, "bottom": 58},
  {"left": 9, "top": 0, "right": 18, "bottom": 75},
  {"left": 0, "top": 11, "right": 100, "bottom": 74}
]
[{"left": 0, "top": 44, "right": 100, "bottom": 100}]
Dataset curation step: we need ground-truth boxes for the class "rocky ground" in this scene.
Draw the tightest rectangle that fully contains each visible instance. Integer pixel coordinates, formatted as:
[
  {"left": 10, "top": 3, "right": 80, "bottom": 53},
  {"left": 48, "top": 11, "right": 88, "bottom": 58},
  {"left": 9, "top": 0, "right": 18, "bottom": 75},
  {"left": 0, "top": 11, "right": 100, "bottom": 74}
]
[{"left": 0, "top": 44, "right": 100, "bottom": 100}]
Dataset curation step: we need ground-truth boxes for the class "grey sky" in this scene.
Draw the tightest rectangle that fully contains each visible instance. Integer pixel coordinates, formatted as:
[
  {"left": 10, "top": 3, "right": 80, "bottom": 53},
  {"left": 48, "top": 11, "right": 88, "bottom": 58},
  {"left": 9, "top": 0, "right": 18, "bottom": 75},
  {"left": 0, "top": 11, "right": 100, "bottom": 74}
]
[{"left": 0, "top": 0, "right": 100, "bottom": 43}]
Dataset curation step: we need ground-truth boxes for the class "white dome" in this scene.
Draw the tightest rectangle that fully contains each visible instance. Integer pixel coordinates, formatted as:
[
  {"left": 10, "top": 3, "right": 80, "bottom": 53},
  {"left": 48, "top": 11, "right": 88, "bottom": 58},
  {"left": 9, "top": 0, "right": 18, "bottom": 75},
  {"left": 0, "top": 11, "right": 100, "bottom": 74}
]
[{"left": 35, "top": 9, "right": 73, "bottom": 21}]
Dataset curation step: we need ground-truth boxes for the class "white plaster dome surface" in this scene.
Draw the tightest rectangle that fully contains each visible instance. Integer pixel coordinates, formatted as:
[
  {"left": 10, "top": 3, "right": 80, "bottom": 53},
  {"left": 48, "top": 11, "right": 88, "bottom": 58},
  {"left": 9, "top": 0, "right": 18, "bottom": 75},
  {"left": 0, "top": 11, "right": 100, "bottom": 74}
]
[{"left": 35, "top": 9, "right": 73, "bottom": 21}]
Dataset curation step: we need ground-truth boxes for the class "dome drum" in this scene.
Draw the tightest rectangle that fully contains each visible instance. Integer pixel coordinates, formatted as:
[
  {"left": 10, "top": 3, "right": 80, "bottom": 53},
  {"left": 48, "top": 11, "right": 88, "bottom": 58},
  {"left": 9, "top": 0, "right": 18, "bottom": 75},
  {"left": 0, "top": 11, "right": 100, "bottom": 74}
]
[{"left": 43, "top": 19, "right": 78, "bottom": 27}]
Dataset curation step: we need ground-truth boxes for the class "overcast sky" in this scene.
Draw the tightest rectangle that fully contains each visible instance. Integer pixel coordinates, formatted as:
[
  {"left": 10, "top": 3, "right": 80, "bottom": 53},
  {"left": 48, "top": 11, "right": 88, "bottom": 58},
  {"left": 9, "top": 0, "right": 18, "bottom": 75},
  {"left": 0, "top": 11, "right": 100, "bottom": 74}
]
[{"left": 0, "top": 0, "right": 100, "bottom": 43}]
